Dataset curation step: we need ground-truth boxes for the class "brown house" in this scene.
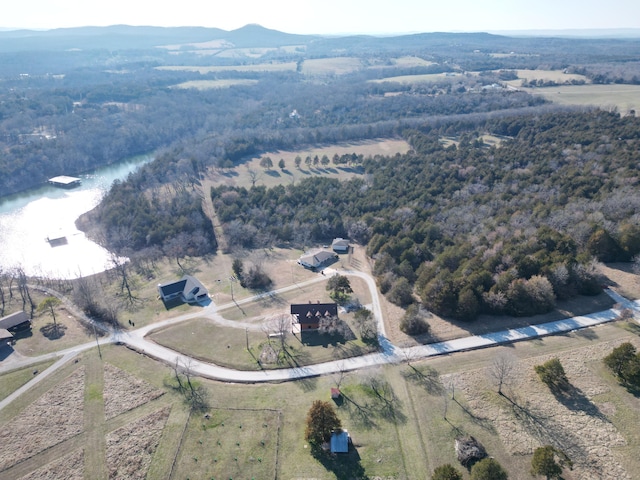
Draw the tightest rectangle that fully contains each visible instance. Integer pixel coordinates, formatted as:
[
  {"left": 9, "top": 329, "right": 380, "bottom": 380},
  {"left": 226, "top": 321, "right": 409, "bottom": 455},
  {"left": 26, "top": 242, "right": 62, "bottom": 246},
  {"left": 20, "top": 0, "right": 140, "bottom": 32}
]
[
  {"left": 0, "top": 311, "right": 31, "bottom": 331},
  {"left": 290, "top": 302, "right": 338, "bottom": 330}
]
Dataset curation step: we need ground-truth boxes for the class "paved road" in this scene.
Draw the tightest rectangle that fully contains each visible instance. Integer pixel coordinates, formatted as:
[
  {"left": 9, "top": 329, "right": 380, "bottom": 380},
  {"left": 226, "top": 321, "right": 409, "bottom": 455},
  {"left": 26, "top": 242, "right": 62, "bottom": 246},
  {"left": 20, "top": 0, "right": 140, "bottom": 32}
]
[{"left": 1, "top": 271, "right": 638, "bottom": 410}]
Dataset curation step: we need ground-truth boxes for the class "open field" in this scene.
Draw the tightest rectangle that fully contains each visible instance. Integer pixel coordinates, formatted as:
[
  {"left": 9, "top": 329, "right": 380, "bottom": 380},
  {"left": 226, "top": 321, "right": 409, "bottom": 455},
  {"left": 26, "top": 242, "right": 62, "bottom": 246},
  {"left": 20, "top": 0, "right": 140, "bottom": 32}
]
[
  {"left": 156, "top": 62, "right": 298, "bottom": 73},
  {"left": 370, "top": 72, "right": 466, "bottom": 84},
  {"left": 4, "top": 321, "right": 640, "bottom": 478},
  {"left": 504, "top": 68, "right": 590, "bottom": 85},
  {"left": 519, "top": 84, "right": 640, "bottom": 115},
  {"left": 300, "top": 57, "right": 364, "bottom": 75},
  {"left": 204, "top": 138, "right": 411, "bottom": 190},
  {"left": 388, "top": 56, "right": 437, "bottom": 68},
  {"left": 172, "top": 79, "right": 258, "bottom": 89}
]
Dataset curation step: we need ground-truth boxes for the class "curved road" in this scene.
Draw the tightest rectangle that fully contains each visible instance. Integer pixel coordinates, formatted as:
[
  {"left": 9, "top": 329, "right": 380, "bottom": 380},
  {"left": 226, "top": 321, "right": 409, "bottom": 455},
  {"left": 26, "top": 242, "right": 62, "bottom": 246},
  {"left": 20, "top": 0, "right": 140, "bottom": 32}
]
[{"left": 1, "top": 270, "right": 638, "bottom": 410}]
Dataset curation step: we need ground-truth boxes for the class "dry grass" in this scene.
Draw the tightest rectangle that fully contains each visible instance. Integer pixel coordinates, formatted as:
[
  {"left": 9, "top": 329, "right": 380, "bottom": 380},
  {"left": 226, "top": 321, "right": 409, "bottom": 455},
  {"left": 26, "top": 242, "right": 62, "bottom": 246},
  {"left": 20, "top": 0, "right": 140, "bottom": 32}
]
[
  {"left": 449, "top": 337, "right": 640, "bottom": 479},
  {"left": 156, "top": 63, "right": 297, "bottom": 73},
  {"left": 17, "top": 449, "right": 84, "bottom": 480},
  {"left": 521, "top": 84, "right": 640, "bottom": 115},
  {"left": 103, "top": 363, "right": 164, "bottom": 420},
  {"left": 204, "top": 138, "right": 410, "bottom": 190},
  {"left": 505, "top": 69, "right": 590, "bottom": 85},
  {"left": 301, "top": 57, "right": 364, "bottom": 76},
  {"left": 0, "top": 367, "right": 85, "bottom": 472},
  {"left": 172, "top": 79, "right": 258, "bottom": 90},
  {"left": 105, "top": 406, "right": 170, "bottom": 480},
  {"left": 370, "top": 72, "right": 466, "bottom": 84}
]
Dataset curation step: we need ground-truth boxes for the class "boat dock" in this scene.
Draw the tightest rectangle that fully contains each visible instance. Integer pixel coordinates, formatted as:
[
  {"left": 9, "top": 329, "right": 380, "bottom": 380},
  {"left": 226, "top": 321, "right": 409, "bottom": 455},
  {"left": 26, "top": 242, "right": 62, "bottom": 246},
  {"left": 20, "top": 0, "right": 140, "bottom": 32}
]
[{"left": 48, "top": 175, "right": 81, "bottom": 188}]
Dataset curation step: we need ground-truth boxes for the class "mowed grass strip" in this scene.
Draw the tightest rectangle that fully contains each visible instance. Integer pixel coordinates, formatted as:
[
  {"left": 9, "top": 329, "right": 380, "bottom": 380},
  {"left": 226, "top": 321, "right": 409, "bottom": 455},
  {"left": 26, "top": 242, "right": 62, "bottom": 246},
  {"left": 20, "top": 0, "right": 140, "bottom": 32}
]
[
  {"left": 170, "top": 408, "right": 280, "bottom": 480},
  {"left": 0, "top": 360, "right": 55, "bottom": 401}
]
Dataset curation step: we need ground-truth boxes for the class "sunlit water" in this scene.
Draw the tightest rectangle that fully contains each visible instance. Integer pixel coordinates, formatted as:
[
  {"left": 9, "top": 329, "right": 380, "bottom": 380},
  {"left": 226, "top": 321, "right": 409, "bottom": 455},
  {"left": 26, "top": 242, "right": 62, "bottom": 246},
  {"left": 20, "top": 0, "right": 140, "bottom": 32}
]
[{"left": 0, "top": 156, "right": 152, "bottom": 279}]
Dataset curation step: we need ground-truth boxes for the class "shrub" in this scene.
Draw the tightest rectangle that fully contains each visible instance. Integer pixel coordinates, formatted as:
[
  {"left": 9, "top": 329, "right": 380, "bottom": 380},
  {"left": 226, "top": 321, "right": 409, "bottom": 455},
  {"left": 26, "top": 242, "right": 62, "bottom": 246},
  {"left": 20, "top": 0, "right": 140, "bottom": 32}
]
[
  {"left": 400, "top": 304, "right": 430, "bottom": 335},
  {"left": 470, "top": 457, "right": 508, "bottom": 480},
  {"left": 534, "top": 358, "right": 568, "bottom": 391},
  {"left": 431, "top": 463, "right": 463, "bottom": 480}
]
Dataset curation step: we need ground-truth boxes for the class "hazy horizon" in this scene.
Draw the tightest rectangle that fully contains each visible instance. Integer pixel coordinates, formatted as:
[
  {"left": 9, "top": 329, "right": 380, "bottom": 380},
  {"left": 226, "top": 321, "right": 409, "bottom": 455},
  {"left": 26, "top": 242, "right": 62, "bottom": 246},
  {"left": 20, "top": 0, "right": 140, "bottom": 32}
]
[{"left": 4, "top": 0, "right": 640, "bottom": 36}]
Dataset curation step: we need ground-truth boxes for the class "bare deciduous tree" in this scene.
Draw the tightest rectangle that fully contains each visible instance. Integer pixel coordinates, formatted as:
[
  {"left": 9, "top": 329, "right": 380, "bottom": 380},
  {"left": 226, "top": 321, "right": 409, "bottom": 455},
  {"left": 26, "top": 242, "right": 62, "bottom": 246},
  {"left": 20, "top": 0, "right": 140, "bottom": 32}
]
[
  {"left": 489, "top": 353, "right": 517, "bottom": 396},
  {"left": 109, "top": 253, "right": 139, "bottom": 306}
]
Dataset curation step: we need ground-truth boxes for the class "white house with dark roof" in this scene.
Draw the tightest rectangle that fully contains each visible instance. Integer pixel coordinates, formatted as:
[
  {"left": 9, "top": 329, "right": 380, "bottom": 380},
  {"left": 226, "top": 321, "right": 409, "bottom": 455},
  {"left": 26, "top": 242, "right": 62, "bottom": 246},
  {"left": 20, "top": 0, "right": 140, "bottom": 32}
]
[
  {"left": 298, "top": 249, "right": 337, "bottom": 269},
  {"left": 157, "top": 275, "right": 208, "bottom": 304}
]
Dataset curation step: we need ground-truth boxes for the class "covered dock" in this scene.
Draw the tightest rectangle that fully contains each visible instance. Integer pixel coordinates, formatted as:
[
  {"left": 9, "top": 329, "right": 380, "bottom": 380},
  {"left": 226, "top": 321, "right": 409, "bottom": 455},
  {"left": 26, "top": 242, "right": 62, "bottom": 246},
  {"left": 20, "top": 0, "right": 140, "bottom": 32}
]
[{"left": 48, "top": 175, "right": 81, "bottom": 188}]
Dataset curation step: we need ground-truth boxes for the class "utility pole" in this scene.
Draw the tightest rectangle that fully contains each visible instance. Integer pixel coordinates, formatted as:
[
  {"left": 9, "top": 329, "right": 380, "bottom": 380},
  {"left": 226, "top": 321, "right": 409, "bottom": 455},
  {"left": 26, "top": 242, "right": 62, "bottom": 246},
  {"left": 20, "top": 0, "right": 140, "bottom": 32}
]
[
  {"left": 92, "top": 321, "right": 102, "bottom": 359},
  {"left": 245, "top": 327, "right": 249, "bottom": 351}
]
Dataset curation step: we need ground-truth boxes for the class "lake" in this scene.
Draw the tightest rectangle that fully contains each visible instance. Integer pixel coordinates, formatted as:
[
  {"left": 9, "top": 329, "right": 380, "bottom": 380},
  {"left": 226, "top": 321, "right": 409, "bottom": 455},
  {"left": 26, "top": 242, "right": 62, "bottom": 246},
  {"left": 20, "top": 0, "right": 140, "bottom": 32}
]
[{"left": 0, "top": 156, "right": 152, "bottom": 279}]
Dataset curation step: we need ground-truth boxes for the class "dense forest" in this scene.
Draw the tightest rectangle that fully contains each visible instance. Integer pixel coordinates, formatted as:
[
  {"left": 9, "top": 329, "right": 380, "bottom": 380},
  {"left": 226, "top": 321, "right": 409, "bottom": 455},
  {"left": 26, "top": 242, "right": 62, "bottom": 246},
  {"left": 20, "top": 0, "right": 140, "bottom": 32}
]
[
  {"left": 210, "top": 111, "right": 640, "bottom": 320},
  {"left": 3, "top": 26, "right": 640, "bottom": 196}
]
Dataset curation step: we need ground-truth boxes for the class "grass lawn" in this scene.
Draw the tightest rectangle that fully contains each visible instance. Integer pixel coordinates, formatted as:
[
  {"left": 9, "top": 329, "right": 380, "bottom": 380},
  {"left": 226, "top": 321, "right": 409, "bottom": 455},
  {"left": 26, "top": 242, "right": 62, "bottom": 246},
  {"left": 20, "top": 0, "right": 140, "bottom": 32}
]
[
  {"left": 171, "top": 408, "right": 280, "bottom": 479},
  {"left": 149, "top": 315, "right": 376, "bottom": 370},
  {"left": 0, "top": 360, "right": 55, "bottom": 401}
]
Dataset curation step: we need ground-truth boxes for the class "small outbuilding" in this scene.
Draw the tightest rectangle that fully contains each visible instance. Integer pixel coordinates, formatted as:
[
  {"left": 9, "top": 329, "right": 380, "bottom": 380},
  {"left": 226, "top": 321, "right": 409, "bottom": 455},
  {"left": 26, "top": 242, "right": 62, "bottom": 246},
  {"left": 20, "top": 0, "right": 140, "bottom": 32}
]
[
  {"left": 157, "top": 275, "right": 209, "bottom": 304},
  {"left": 0, "top": 311, "right": 31, "bottom": 331},
  {"left": 331, "top": 238, "right": 350, "bottom": 253},
  {"left": 330, "top": 429, "right": 350, "bottom": 454}
]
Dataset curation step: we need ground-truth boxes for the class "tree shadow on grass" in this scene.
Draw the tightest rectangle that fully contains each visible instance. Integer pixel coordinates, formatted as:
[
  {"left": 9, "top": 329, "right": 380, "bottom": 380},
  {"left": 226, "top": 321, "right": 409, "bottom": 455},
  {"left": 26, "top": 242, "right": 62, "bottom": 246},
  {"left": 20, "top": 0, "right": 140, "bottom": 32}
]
[
  {"left": 301, "top": 330, "right": 348, "bottom": 348},
  {"left": 501, "top": 392, "right": 591, "bottom": 466},
  {"left": 339, "top": 391, "right": 378, "bottom": 430},
  {"left": 401, "top": 364, "right": 444, "bottom": 395},
  {"left": 572, "top": 327, "right": 599, "bottom": 341},
  {"left": 552, "top": 383, "right": 609, "bottom": 421},
  {"left": 265, "top": 170, "right": 281, "bottom": 177},
  {"left": 339, "top": 378, "right": 406, "bottom": 428},
  {"left": 313, "top": 447, "right": 366, "bottom": 480},
  {"left": 452, "top": 397, "right": 496, "bottom": 434},
  {"left": 40, "top": 323, "right": 67, "bottom": 340}
]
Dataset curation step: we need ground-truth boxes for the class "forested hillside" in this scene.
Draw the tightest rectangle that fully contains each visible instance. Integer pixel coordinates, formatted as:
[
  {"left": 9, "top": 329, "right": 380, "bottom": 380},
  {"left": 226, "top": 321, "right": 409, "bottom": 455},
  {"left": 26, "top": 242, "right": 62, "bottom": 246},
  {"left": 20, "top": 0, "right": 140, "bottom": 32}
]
[
  {"left": 5, "top": 25, "right": 640, "bottom": 323},
  {"left": 211, "top": 111, "right": 640, "bottom": 320}
]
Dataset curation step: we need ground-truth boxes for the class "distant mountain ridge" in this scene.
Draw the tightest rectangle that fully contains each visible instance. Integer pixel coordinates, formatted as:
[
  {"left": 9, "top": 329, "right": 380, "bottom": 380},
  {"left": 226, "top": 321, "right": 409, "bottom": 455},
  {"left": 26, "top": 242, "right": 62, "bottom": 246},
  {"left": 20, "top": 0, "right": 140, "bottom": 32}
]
[
  {"left": 0, "top": 23, "right": 639, "bottom": 56},
  {"left": 0, "top": 24, "right": 317, "bottom": 51}
]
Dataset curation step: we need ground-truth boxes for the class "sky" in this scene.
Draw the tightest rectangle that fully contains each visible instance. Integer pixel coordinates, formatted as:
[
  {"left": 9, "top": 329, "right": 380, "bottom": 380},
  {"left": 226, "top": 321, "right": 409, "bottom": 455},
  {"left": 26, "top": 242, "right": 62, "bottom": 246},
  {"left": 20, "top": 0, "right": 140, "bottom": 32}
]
[{"left": 3, "top": 0, "right": 640, "bottom": 35}]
